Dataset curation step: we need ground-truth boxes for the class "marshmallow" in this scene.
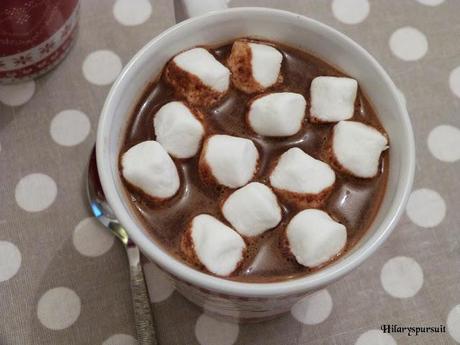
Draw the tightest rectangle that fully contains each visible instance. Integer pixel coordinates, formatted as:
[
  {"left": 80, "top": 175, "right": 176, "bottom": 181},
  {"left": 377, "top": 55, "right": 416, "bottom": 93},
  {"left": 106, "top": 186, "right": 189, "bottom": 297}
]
[
  {"left": 285, "top": 209, "right": 347, "bottom": 268},
  {"left": 270, "top": 148, "right": 335, "bottom": 207},
  {"left": 331, "top": 121, "right": 389, "bottom": 178},
  {"left": 181, "top": 214, "right": 246, "bottom": 276},
  {"left": 222, "top": 182, "right": 282, "bottom": 237},
  {"left": 199, "top": 135, "right": 259, "bottom": 188},
  {"left": 250, "top": 43, "right": 283, "bottom": 88},
  {"left": 121, "top": 141, "right": 180, "bottom": 199},
  {"left": 165, "top": 47, "right": 230, "bottom": 107},
  {"left": 174, "top": 48, "right": 230, "bottom": 92},
  {"left": 310, "top": 76, "right": 358, "bottom": 123},
  {"left": 248, "top": 92, "right": 306, "bottom": 137},
  {"left": 228, "top": 40, "right": 283, "bottom": 93},
  {"left": 154, "top": 101, "right": 205, "bottom": 159}
]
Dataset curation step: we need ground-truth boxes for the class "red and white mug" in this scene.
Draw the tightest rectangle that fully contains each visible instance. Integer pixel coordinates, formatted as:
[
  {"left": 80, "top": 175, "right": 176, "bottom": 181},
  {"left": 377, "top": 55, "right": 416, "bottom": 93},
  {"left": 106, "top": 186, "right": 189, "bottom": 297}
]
[{"left": 0, "top": 0, "right": 79, "bottom": 83}]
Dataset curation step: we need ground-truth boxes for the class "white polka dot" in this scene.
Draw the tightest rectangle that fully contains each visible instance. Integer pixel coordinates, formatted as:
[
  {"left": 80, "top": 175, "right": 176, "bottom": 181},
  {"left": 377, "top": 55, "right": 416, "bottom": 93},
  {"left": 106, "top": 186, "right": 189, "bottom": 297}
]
[
  {"left": 380, "top": 256, "right": 424, "bottom": 298},
  {"left": 447, "top": 305, "right": 460, "bottom": 342},
  {"left": 37, "top": 287, "right": 81, "bottom": 330},
  {"left": 195, "top": 314, "right": 239, "bottom": 345},
  {"left": 50, "top": 110, "right": 91, "bottom": 146},
  {"left": 15, "top": 173, "right": 57, "bottom": 212},
  {"left": 416, "top": 0, "right": 444, "bottom": 6},
  {"left": 73, "top": 218, "right": 115, "bottom": 257},
  {"left": 102, "top": 334, "right": 137, "bottom": 345},
  {"left": 332, "top": 0, "right": 370, "bottom": 24},
  {"left": 144, "top": 262, "right": 174, "bottom": 303},
  {"left": 389, "top": 27, "right": 428, "bottom": 61},
  {"left": 0, "top": 241, "right": 21, "bottom": 282},
  {"left": 0, "top": 81, "right": 35, "bottom": 106},
  {"left": 428, "top": 125, "right": 460, "bottom": 162},
  {"left": 113, "top": 0, "right": 152, "bottom": 26},
  {"left": 290, "top": 289, "right": 333, "bottom": 325},
  {"left": 406, "top": 188, "right": 446, "bottom": 228},
  {"left": 82, "top": 50, "right": 122, "bottom": 86},
  {"left": 449, "top": 66, "right": 460, "bottom": 98},
  {"left": 355, "top": 329, "right": 397, "bottom": 345}
]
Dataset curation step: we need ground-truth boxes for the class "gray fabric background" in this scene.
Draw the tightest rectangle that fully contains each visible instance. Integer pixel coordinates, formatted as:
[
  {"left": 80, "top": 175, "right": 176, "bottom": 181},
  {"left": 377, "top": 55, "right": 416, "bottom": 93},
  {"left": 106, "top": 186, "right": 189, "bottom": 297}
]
[{"left": 1, "top": 0, "right": 459, "bottom": 344}]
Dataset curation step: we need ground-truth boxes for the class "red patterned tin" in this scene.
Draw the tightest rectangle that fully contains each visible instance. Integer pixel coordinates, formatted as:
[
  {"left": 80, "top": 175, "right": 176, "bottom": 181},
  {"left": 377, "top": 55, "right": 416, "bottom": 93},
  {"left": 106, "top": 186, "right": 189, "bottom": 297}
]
[{"left": 0, "top": 0, "right": 80, "bottom": 83}]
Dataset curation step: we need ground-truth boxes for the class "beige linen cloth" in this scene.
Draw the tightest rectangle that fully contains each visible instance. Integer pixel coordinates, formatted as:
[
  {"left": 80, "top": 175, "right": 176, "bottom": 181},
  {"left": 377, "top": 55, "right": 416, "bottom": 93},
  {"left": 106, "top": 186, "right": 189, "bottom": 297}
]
[{"left": 0, "top": 1, "right": 459, "bottom": 344}]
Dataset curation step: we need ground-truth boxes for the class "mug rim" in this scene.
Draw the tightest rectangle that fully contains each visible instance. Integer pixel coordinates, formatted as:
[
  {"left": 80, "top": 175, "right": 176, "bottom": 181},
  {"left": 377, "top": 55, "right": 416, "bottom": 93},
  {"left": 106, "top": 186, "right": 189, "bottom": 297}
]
[{"left": 97, "top": 7, "right": 415, "bottom": 297}]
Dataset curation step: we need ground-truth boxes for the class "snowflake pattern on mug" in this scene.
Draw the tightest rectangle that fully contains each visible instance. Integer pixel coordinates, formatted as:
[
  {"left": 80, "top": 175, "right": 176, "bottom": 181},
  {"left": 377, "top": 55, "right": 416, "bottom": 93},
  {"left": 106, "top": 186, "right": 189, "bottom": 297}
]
[
  {"left": 13, "top": 55, "right": 33, "bottom": 66},
  {"left": 39, "top": 42, "right": 55, "bottom": 56}
]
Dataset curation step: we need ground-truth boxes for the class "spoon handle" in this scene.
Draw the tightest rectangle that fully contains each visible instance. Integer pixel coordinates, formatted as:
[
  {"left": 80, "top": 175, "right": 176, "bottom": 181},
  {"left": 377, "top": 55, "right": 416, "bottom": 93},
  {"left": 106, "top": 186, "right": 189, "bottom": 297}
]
[{"left": 127, "top": 245, "right": 158, "bottom": 345}]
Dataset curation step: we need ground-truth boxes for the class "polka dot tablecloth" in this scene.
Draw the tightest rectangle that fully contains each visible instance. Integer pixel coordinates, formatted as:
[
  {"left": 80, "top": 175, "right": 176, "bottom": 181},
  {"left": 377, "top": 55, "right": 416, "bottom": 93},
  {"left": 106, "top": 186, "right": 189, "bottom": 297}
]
[{"left": 1, "top": 0, "right": 459, "bottom": 344}]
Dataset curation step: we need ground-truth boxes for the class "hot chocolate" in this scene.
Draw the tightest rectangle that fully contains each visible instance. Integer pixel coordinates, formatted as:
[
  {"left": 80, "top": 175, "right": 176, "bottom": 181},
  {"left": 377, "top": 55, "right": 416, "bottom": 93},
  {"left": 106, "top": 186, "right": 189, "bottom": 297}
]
[{"left": 119, "top": 39, "right": 389, "bottom": 283}]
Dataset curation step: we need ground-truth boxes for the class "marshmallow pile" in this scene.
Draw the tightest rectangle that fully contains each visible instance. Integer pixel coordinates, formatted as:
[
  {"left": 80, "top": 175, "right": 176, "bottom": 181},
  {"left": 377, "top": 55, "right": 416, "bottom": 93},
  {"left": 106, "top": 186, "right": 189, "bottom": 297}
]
[
  {"left": 284, "top": 209, "right": 347, "bottom": 267},
  {"left": 182, "top": 214, "right": 246, "bottom": 276},
  {"left": 166, "top": 47, "right": 230, "bottom": 107},
  {"left": 228, "top": 40, "right": 283, "bottom": 93},
  {"left": 248, "top": 92, "right": 306, "bottom": 137},
  {"left": 330, "top": 121, "right": 388, "bottom": 178},
  {"left": 270, "top": 148, "right": 336, "bottom": 207},
  {"left": 121, "top": 40, "right": 390, "bottom": 276},
  {"left": 199, "top": 134, "right": 259, "bottom": 188}
]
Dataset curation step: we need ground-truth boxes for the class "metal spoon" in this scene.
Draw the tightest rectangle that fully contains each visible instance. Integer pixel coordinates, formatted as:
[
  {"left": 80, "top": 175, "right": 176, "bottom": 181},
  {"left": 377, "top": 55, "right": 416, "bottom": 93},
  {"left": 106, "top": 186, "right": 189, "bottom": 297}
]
[{"left": 87, "top": 146, "right": 157, "bottom": 345}]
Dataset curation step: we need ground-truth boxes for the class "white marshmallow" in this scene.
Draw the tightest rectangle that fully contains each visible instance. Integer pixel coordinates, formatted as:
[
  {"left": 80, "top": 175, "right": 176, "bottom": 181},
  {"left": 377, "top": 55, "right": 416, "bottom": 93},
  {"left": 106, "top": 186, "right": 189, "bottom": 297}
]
[
  {"left": 248, "top": 92, "right": 306, "bottom": 137},
  {"left": 202, "top": 135, "right": 259, "bottom": 188},
  {"left": 286, "top": 209, "right": 347, "bottom": 267},
  {"left": 333, "top": 121, "right": 388, "bottom": 178},
  {"left": 222, "top": 182, "right": 282, "bottom": 237},
  {"left": 249, "top": 43, "right": 283, "bottom": 88},
  {"left": 173, "top": 47, "right": 230, "bottom": 92},
  {"left": 310, "top": 76, "right": 358, "bottom": 122},
  {"left": 270, "top": 148, "right": 335, "bottom": 194},
  {"left": 190, "top": 214, "right": 246, "bottom": 276},
  {"left": 121, "top": 141, "right": 180, "bottom": 199},
  {"left": 154, "top": 101, "right": 205, "bottom": 159}
]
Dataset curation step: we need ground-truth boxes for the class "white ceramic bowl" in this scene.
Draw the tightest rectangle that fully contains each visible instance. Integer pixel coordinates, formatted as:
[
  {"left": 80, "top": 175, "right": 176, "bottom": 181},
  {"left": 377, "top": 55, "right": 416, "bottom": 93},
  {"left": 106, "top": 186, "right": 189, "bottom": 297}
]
[{"left": 97, "top": 8, "right": 415, "bottom": 320}]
